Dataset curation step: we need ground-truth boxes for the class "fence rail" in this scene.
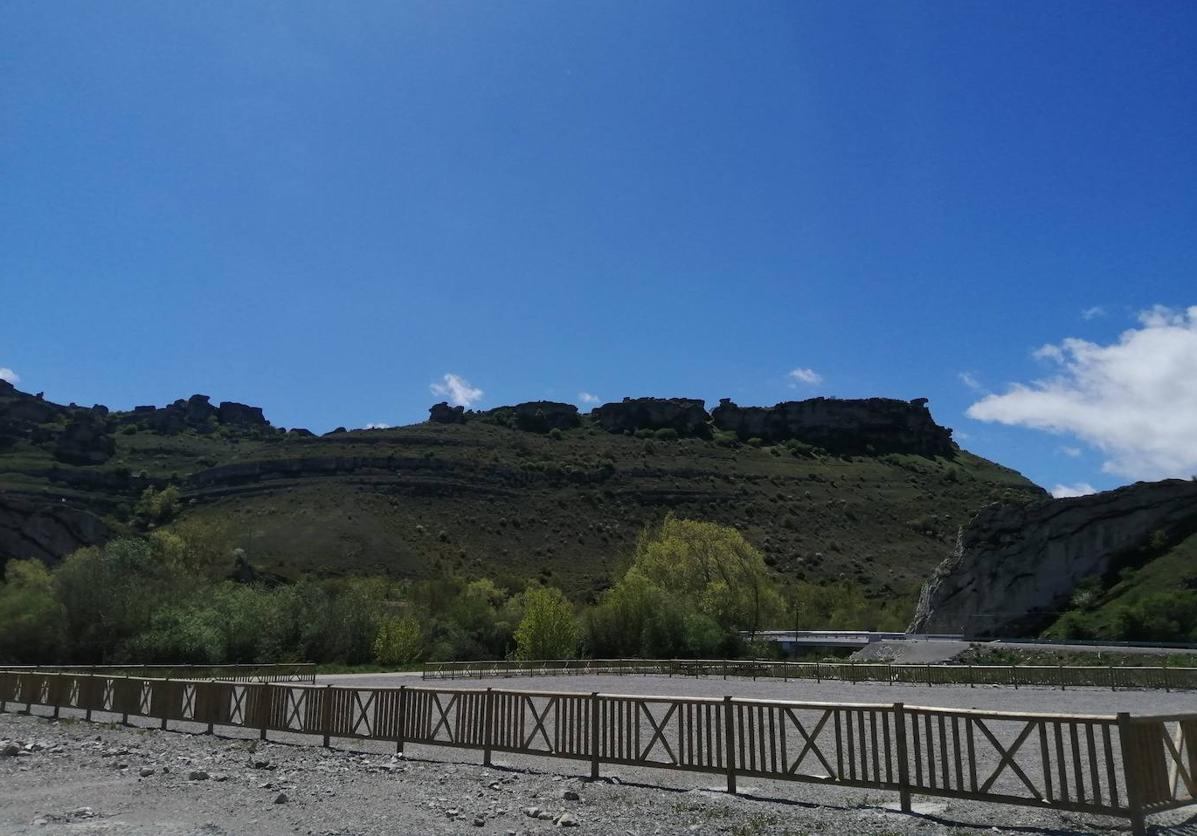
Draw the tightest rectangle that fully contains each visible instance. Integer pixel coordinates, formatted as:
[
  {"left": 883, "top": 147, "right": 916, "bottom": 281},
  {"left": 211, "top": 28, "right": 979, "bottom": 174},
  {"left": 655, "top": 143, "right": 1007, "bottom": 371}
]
[
  {"left": 0, "top": 663, "right": 316, "bottom": 683},
  {"left": 421, "top": 658, "right": 1197, "bottom": 690},
  {"left": 0, "top": 669, "right": 1192, "bottom": 834}
]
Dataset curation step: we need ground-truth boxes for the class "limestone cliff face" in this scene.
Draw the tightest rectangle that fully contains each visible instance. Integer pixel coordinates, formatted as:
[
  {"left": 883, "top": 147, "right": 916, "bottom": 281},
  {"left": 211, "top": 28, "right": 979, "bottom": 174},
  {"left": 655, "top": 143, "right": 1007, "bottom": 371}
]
[
  {"left": 909, "top": 479, "right": 1197, "bottom": 637},
  {"left": 712, "top": 397, "right": 954, "bottom": 456}
]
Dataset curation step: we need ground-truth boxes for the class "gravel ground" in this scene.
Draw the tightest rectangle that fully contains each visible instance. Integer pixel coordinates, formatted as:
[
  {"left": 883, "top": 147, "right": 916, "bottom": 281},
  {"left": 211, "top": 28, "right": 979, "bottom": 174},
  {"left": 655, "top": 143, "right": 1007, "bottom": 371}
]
[
  {"left": 4, "top": 674, "right": 1197, "bottom": 835},
  {"left": 321, "top": 672, "right": 1197, "bottom": 716}
]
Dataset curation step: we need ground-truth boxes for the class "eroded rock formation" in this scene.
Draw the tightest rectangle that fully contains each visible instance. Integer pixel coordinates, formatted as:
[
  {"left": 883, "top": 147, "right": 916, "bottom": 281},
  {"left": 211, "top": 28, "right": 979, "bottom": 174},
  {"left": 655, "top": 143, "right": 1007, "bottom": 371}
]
[
  {"left": 428, "top": 402, "right": 466, "bottom": 424},
  {"left": 712, "top": 397, "right": 954, "bottom": 456},
  {"left": 0, "top": 495, "right": 110, "bottom": 564},
  {"left": 590, "top": 398, "right": 711, "bottom": 438},
  {"left": 909, "top": 479, "right": 1197, "bottom": 637}
]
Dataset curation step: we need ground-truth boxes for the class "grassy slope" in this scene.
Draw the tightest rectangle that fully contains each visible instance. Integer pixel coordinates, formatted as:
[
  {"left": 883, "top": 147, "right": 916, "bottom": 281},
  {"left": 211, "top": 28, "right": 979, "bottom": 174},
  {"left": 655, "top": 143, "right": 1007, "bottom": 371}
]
[
  {"left": 1040, "top": 530, "right": 1197, "bottom": 639},
  {"left": 3, "top": 415, "right": 1043, "bottom": 611}
]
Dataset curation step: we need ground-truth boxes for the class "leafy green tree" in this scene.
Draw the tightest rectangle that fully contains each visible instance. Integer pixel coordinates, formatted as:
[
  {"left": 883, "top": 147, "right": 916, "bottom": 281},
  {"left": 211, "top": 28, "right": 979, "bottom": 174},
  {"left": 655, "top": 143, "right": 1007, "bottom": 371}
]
[
  {"left": 134, "top": 485, "right": 181, "bottom": 527},
  {"left": 0, "top": 560, "right": 66, "bottom": 663},
  {"left": 373, "top": 615, "right": 424, "bottom": 666},
  {"left": 514, "top": 586, "right": 579, "bottom": 660},
  {"left": 628, "top": 516, "right": 782, "bottom": 634}
]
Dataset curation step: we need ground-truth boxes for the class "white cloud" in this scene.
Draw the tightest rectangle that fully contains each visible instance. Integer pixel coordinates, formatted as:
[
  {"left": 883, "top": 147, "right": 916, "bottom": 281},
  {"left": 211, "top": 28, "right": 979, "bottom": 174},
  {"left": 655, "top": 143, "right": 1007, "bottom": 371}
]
[
  {"left": 1081, "top": 306, "right": 1106, "bottom": 320},
  {"left": 1051, "top": 482, "right": 1097, "bottom": 498},
  {"left": 1058, "top": 446, "right": 1082, "bottom": 458},
  {"left": 967, "top": 305, "right": 1197, "bottom": 480},
  {"left": 364, "top": 422, "right": 391, "bottom": 430},
  {"left": 0, "top": 367, "right": 19, "bottom": 384},
  {"left": 788, "top": 367, "right": 823, "bottom": 385},
  {"left": 577, "top": 392, "right": 600, "bottom": 405},
  {"left": 958, "top": 371, "right": 984, "bottom": 391},
  {"left": 430, "top": 373, "right": 484, "bottom": 407}
]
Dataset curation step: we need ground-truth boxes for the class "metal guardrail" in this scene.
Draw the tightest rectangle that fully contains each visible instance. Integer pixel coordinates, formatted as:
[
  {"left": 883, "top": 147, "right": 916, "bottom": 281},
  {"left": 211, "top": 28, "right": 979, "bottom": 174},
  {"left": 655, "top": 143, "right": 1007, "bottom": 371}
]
[
  {"left": 0, "top": 663, "right": 316, "bottom": 684},
  {"left": 420, "top": 658, "right": 1197, "bottom": 690},
  {"left": 1, "top": 668, "right": 1191, "bottom": 835}
]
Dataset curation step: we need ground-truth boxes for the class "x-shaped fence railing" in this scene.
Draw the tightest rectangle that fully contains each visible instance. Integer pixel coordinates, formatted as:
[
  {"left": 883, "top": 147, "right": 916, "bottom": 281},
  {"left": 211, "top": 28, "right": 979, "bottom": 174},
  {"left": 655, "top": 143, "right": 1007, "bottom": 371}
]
[{"left": 1, "top": 670, "right": 1192, "bottom": 836}]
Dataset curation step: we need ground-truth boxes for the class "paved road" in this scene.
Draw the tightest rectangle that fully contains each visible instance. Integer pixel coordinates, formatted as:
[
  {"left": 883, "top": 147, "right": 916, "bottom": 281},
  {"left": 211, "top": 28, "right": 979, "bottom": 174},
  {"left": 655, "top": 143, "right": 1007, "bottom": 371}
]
[{"left": 851, "top": 638, "right": 1193, "bottom": 663}]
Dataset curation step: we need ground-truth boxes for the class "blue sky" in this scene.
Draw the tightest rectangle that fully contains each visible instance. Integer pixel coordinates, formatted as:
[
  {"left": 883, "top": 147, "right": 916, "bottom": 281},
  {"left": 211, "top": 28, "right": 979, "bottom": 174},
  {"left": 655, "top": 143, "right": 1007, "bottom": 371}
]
[{"left": 2, "top": 1, "right": 1195, "bottom": 495}]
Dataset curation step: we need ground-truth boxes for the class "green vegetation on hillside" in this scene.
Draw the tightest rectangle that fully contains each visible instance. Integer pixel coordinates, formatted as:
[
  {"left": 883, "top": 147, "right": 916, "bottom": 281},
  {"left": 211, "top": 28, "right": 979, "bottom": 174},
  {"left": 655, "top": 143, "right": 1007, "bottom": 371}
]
[
  {"left": 0, "top": 518, "right": 907, "bottom": 666},
  {"left": 1042, "top": 530, "right": 1197, "bottom": 642}
]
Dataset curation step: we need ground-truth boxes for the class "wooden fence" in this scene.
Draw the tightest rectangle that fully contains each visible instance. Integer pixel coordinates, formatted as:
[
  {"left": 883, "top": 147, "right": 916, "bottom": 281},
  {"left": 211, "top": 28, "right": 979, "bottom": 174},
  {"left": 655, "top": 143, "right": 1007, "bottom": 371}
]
[
  {"left": 1, "top": 670, "right": 1192, "bottom": 834},
  {"left": 0, "top": 663, "right": 316, "bottom": 683},
  {"left": 422, "top": 658, "right": 1197, "bottom": 690}
]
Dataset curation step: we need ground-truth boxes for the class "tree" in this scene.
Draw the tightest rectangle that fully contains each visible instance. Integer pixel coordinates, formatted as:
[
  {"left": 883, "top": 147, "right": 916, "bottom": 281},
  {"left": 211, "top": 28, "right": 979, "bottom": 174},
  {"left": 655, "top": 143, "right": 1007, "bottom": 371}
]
[
  {"left": 514, "top": 586, "right": 579, "bottom": 660},
  {"left": 373, "top": 615, "right": 424, "bottom": 666},
  {"left": 134, "top": 484, "right": 181, "bottom": 527},
  {"left": 628, "top": 516, "right": 782, "bottom": 635},
  {"left": 0, "top": 559, "right": 66, "bottom": 663}
]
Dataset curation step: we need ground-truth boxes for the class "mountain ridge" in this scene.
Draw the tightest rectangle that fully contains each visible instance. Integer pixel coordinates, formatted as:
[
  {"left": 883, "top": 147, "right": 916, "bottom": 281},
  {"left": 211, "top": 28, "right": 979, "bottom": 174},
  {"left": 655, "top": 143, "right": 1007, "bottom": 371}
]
[{"left": 0, "top": 379, "right": 1044, "bottom": 606}]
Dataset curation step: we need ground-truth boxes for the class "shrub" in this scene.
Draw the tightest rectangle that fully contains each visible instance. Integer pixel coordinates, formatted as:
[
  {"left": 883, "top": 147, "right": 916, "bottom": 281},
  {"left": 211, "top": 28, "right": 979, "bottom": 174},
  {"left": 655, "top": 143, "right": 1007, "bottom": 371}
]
[
  {"left": 134, "top": 485, "right": 181, "bottom": 527},
  {"left": 548, "top": 428, "right": 564, "bottom": 441},
  {"left": 653, "top": 428, "right": 679, "bottom": 441}
]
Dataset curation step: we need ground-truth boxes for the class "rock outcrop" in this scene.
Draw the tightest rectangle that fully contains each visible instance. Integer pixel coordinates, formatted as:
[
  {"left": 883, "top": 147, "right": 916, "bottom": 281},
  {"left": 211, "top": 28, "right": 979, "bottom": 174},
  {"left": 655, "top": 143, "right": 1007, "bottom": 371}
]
[
  {"left": 712, "top": 397, "right": 954, "bottom": 456},
  {"left": 0, "top": 495, "right": 111, "bottom": 564},
  {"left": 590, "top": 398, "right": 711, "bottom": 438},
  {"left": 116, "top": 394, "right": 273, "bottom": 435},
  {"left": 53, "top": 413, "right": 116, "bottom": 465},
  {"left": 491, "top": 402, "right": 580, "bottom": 433},
  {"left": 909, "top": 479, "right": 1197, "bottom": 637},
  {"left": 428, "top": 402, "right": 466, "bottom": 424}
]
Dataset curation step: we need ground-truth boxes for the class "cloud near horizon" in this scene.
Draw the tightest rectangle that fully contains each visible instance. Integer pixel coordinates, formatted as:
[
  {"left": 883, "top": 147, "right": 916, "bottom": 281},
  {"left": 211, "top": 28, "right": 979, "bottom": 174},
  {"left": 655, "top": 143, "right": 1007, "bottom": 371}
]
[
  {"left": 788, "top": 367, "right": 822, "bottom": 385},
  {"left": 430, "top": 373, "right": 484, "bottom": 407},
  {"left": 0, "top": 367, "right": 19, "bottom": 385},
  {"left": 577, "top": 391, "right": 600, "bottom": 405},
  {"left": 967, "top": 305, "right": 1197, "bottom": 481},
  {"left": 1051, "top": 482, "right": 1097, "bottom": 498}
]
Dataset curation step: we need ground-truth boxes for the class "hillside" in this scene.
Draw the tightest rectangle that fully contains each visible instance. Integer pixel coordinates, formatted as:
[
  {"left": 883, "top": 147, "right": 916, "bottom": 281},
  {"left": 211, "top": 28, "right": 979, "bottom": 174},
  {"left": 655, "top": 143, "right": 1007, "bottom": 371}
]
[
  {"left": 911, "top": 479, "right": 1197, "bottom": 639},
  {"left": 0, "top": 380, "right": 1043, "bottom": 605}
]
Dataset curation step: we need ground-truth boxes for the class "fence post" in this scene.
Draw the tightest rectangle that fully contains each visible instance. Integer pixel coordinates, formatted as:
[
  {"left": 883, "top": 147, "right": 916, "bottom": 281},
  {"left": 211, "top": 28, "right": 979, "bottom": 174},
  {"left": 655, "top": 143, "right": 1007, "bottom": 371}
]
[
  {"left": 894, "top": 703, "right": 911, "bottom": 813},
  {"left": 590, "top": 692, "right": 600, "bottom": 780},
  {"left": 120, "top": 675, "right": 129, "bottom": 725},
  {"left": 483, "top": 687, "right": 494, "bottom": 767},
  {"left": 723, "top": 696, "right": 737, "bottom": 795},
  {"left": 1116, "top": 712, "right": 1146, "bottom": 836},
  {"left": 1012, "top": 665, "right": 1018, "bottom": 690},
  {"left": 396, "top": 685, "right": 407, "bottom": 754},
  {"left": 925, "top": 664, "right": 931, "bottom": 687},
  {"left": 321, "top": 684, "right": 332, "bottom": 748},
  {"left": 160, "top": 678, "right": 169, "bottom": 729},
  {"left": 259, "top": 684, "right": 269, "bottom": 741},
  {"left": 52, "top": 674, "right": 61, "bottom": 719},
  {"left": 84, "top": 674, "right": 92, "bottom": 722},
  {"left": 1059, "top": 665, "right": 1065, "bottom": 691}
]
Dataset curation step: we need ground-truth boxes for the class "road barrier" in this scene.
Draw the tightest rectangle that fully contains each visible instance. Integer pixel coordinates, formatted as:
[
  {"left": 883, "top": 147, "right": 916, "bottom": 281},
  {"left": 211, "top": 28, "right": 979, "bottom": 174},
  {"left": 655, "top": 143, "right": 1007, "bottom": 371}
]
[
  {"left": 422, "top": 658, "right": 1197, "bottom": 690},
  {"left": 0, "top": 663, "right": 316, "bottom": 683},
  {"left": 1, "top": 669, "right": 1193, "bottom": 834}
]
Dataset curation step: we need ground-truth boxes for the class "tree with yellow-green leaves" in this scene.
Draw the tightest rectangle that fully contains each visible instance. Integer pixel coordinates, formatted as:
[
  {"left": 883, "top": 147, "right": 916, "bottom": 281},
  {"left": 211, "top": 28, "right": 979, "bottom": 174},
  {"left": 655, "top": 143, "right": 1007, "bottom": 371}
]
[
  {"left": 585, "top": 516, "right": 783, "bottom": 658},
  {"left": 514, "top": 585, "right": 579, "bottom": 660}
]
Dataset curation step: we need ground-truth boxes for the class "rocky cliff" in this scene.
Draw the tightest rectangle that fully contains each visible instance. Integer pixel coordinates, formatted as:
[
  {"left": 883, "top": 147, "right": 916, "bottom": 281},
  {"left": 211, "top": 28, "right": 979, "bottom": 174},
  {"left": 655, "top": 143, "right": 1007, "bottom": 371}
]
[
  {"left": 712, "top": 397, "right": 954, "bottom": 456},
  {"left": 590, "top": 398, "right": 710, "bottom": 438},
  {"left": 909, "top": 479, "right": 1197, "bottom": 637}
]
